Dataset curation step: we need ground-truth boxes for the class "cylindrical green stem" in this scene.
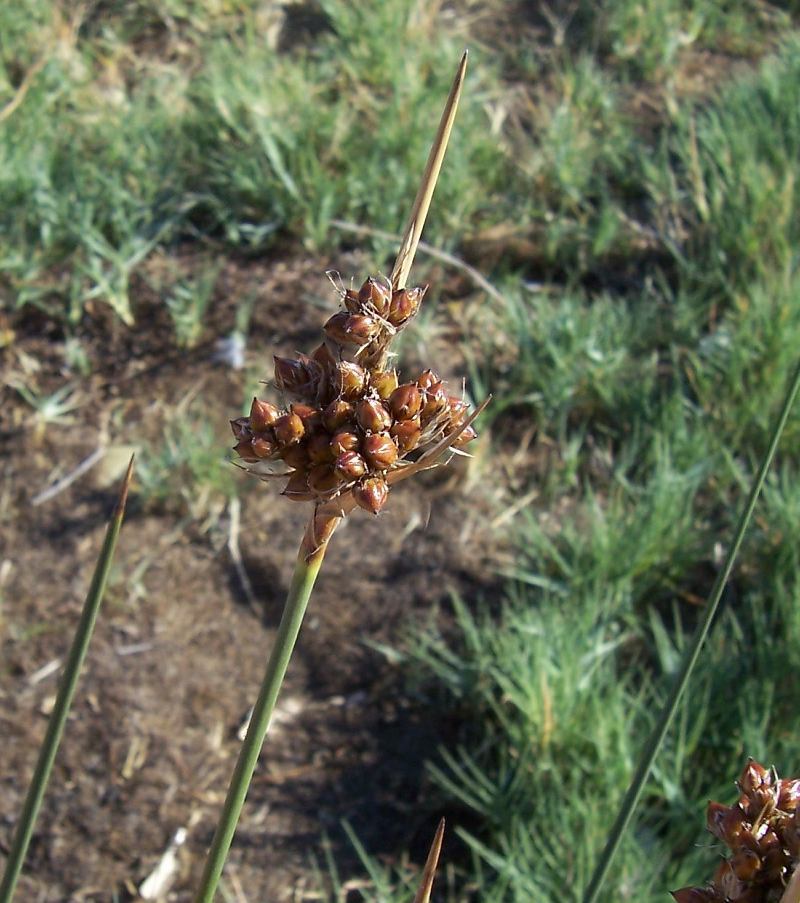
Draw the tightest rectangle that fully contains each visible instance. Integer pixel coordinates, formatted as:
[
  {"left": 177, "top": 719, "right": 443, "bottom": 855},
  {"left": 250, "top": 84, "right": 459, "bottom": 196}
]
[
  {"left": 0, "top": 459, "right": 133, "bottom": 903},
  {"left": 193, "top": 515, "right": 336, "bottom": 903}
]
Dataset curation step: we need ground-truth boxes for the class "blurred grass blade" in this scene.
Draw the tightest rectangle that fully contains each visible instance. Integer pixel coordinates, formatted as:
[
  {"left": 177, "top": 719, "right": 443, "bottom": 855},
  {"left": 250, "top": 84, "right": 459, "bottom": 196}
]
[
  {"left": 582, "top": 359, "right": 800, "bottom": 903},
  {"left": 413, "top": 818, "right": 445, "bottom": 903},
  {"left": 0, "top": 456, "right": 135, "bottom": 903}
]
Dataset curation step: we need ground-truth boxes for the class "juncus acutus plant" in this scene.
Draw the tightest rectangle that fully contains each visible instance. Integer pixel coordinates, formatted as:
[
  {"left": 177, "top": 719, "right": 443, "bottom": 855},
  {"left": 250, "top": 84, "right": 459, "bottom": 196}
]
[{"left": 194, "top": 52, "right": 483, "bottom": 903}]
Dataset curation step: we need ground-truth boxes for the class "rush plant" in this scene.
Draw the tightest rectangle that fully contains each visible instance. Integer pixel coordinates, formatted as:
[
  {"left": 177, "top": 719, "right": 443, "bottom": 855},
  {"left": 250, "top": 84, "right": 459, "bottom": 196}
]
[{"left": 192, "top": 52, "right": 483, "bottom": 903}]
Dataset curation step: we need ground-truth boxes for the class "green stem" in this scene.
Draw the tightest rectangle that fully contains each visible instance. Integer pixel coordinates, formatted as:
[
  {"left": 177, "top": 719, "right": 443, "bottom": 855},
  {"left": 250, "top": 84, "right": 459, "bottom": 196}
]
[
  {"left": 193, "top": 514, "right": 337, "bottom": 903},
  {"left": 0, "top": 458, "right": 134, "bottom": 903},
  {"left": 582, "top": 359, "right": 800, "bottom": 903}
]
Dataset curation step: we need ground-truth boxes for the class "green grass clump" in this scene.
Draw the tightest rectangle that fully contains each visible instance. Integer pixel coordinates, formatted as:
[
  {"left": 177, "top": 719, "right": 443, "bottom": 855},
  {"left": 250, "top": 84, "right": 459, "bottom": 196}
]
[
  {"left": 659, "top": 36, "right": 800, "bottom": 303},
  {"left": 136, "top": 406, "right": 238, "bottom": 531}
]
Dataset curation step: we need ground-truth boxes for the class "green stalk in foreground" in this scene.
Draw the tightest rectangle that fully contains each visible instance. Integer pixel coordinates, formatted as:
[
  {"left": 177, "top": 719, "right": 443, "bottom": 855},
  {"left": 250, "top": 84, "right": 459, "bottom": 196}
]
[
  {"left": 582, "top": 358, "right": 800, "bottom": 903},
  {"left": 194, "top": 52, "right": 476, "bottom": 902},
  {"left": 0, "top": 457, "right": 134, "bottom": 903},
  {"left": 193, "top": 512, "right": 338, "bottom": 903}
]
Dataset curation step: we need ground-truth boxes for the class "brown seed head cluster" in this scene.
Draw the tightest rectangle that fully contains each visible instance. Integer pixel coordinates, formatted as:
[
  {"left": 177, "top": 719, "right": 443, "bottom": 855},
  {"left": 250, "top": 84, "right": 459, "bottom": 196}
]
[
  {"left": 230, "top": 276, "right": 476, "bottom": 515},
  {"left": 672, "top": 760, "right": 800, "bottom": 903}
]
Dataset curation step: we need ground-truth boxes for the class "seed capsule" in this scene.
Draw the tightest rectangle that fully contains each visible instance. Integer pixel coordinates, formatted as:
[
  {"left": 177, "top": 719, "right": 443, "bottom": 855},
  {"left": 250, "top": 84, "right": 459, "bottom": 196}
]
[
  {"left": 358, "top": 276, "right": 392, "bottom": 316},
  {"left": 273, "top": 412, "right": 305, "bottom": 446},
  {"left": 307, "top": 463, "right": 343, "bottom": 495},
  {"left": 420, "top": 381, "right": 448, "bottom": 420},
  {"left": 251, "top": 435, "right": 277, "bottom": 458},
  {"left": 324, "top": 311, "right": 380, "bottom": 346},
  {"left": 323, "top": 399, "right": 354, "bottom": 432},
  {"left": 310, "top": 341, "right": 338, "bottom": 372},
  {"left": 453, "top": 424, "right": 477, "bottom": 448},
  {"left": 388, "top": 383, "right": 422, "bottom": 421},
  {"left": 778, "top": 778, "right": 800, "bottom": 811},
  {"left": 353, "top": 476, "right": 389, "bottom": 515},
  {"left": 281, "top": 443, "right": 310, "bottom": 470},
  {"left": 739, "top": 759, "right": 771, "bottom": 796},
  {"left": 323, "top": 311, "right": 352, "bottom": 345},
  {"left": 387, "top": 286, "right": 425, "bottom": 326},
  {"left": 370, "top": 369, "right": 399, "bottom": 400},
  {"left": 291, "top": 403, "right": 322, "bottom": 432},
  {"left": 330, "top": 430, "right": 360, "bottom": 456},
  {"left": 249, "top": 397, "right": 281, "bottom": 431},
  {"left": 713, "top": 861, "right": 743, "bottom": 900},
  {"left": 390, "top": 418, "right": 421, "bottom": 452},
  {"left": 417, "top": 369, "right": 441, "bottom": 390},
  {"left": 273, "top": 355, "right": 319, "bottom": 397},
  {"left": 335, "top": 361, "right": 367, "bottom": 399},
  {"left": 308, "top": 432, "right": 335, "bottom": 464},
  {"left": 230, "top": 417, "right": 251, "bottom": 440},
  {"left": 362, "top": 433, "right": 398, "bottom": 470},
  {"left": 334, "top": 451, "right": 367, "bottom": 481},
  {"left": 234, "top": 439, "right": 258, "bottom": 462},
  {"left": 356, "top": 398, "right": 392, "bottom": 433},
  {"left": 343, "top": 288, "right": 361, "bottom": 313},
  {"left": 706, "top": 802, "right": 731, "bottom": 842},
  {"left": 731, "top": 848, "right": 760, "bottom": 882}
]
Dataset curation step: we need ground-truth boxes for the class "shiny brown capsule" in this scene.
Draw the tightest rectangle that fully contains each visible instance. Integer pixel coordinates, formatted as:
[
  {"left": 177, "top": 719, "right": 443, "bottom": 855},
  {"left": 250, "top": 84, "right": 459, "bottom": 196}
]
[
  {"left": 307, "top": 463, "right": 343, "bottom": 495},
  {"left": 356, "top": 398, "right": 392, "bottom": 433},
  {"left": 417, "top": 369, "right": 440, "bottom": 390},
  {"left": 353, "top": 476, "right": 389, "bottom": 515},
  {"left": 251, "top": 435, "right": 277, "bottom": 459},
  {"left": 230, "top": 417, "right": 251, "bottom": 440},
  {"left": 390, "top": 418, "right": 421, "bottom": 452},
  {"left": 273, "top": 412, "right": 305, "bottom": 446},
  {"left": 334, "top": 451, "right": 367, "bottom": 481},
  {"left": 388, "top": 383, "right": 422, "bottom": 421},
  {"left": 291, "top": 403, "right": 322, "bottom": 432},
  {"left": 234, "top": 439, "right": 259, "bottom": 462},
  {"left": 324, "top": 311, "right": 380, "bottom": 346},
  {"left": 453, "top": 424, "right": 477, "bottom": 448},
  {"left": 420, "top": 381, "right": 448, "bottom": 420},
  {"left": 249, "top": 397, "right": 281, "bottom": 431},
  {"left": 343, "top": 288, "right": 361, "bottom": 313},
  {"left": 778, "top": 778, "right": 800, "bottom": 811},
  {"left": 335, "top": 361, "right": 367, "bottom": 399},
  {"left": 307, "top": 432, "right": 335, "bottom": 464},
  {"left": 330, "top": 430, "right": 360, "bottom": 457},
  {"left": 358, "top": 276, "right": 392, "bottom": 317},
  {"left": 730, "top": 848, "right": 760, "bottom": 882},
  {"left": 387, "top": 286, "right": 424, "bottom": 326},
  {"left": 281, "top": 443, "right": 310, "bottom": 470},
  {"left": 323, "top": 399, "right": 354, "bottom": 432},
  {"left": 362, "top": 433, "right": 398, "bottom": 470},
  {"left": 739, "top": 760, "right": 771, "bottom": 796},
  {"left": 273, "top": 355, "right": 319, "bottom": 397},
  {"left": 370, "top": 369, "right": 399, "bottom": 400}
]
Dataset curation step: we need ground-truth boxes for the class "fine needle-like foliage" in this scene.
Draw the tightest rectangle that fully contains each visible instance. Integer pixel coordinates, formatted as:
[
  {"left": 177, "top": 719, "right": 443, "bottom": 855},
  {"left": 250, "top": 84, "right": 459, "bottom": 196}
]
[{"left": 192, "top": 51, "right": 485, "bottom": 903}]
